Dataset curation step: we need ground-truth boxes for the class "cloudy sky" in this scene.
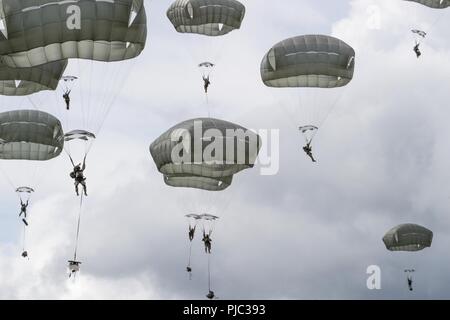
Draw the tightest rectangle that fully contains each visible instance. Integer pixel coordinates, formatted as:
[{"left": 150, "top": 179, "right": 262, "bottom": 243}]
[{"left": 1, "top": 0, "right": 450, "bottom": 299}]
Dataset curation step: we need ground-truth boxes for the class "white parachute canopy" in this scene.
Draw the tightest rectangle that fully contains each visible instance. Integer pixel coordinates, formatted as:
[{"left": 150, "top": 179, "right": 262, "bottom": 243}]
[{"left": 199, "top": 62, "right": 215, "bottom": 78}]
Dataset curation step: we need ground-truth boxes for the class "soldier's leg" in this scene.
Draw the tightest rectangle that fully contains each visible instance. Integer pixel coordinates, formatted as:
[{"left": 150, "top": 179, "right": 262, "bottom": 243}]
[{"left": 82, "top": 181, "right": 87, "bottom": 196}]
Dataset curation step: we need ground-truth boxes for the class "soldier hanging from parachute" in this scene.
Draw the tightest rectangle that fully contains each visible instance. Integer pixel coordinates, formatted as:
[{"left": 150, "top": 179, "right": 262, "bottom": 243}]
[
  {"left": 412, "top": 30, "right": 426, "bottom": 58},
  {"left": 261, "top": 35, "right": 355, "bottom": 163},
  {"left": 383, "top": 223, "right": 433, "bottom": 292}
]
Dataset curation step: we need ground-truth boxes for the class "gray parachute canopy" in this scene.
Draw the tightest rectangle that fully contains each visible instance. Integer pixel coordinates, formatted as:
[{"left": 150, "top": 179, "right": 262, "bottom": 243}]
[
  {"left": 167, "top": 0, "right": 245, "bottom": 36},
  {"left": 150, "top": 118, "right": 261, "bottom": 191},
  {"left": 0, "top": 0, "right": 147, "bottom": 68},
  {"left": 383, "top": 224, "right": 433, "bottom": 252},
  {"left": 0, "top": 110, "right": 64, "bottom": 160},
  {"left": 261, "top": 35, "right": 356, "bottom": 88},
  {"left": 404, "top": 0, "right": 450, "bottom": 8},
  {"left": 0, "top": 60, "right": 67, "bottom": 96}
]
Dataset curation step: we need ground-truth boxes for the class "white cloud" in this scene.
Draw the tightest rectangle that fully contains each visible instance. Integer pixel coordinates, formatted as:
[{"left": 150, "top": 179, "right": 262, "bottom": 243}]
[{"left": 1, "top": 0, "right": 450, "bottom": 299}]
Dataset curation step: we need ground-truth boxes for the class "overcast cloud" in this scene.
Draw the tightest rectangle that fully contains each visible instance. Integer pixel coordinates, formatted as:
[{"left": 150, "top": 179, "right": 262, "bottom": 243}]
[{"left": 1, "top": 0, "right": 450, "bottom": 299}]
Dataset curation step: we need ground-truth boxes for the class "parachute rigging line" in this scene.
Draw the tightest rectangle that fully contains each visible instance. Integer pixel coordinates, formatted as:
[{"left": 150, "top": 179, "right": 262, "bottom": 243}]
[
  {"left": 73, "top": 193, "right": 84, "bottom": 262},
  {"left": 208, "top": 253, "right": 212, "bottom": 292},
  {"left": 187, "top": 241, "right": 194, "bottom": 280}
]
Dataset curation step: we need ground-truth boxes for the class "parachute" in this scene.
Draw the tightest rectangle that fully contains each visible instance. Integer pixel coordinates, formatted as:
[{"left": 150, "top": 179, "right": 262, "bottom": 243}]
[
  {"left": 0, "top": 1, "right": 148, "bottom": 272},
  {"left": 16, "top": 186, "right": 35, "bottom": 206},
  {"left": 383, "top": 224, "right": 433, "bottom": 252},
  {"left": 10, "top": 0, "right": 149, "bottom": 162},
  {"left": 405, "top": 269, "right": 415, "bottom": 291},
  {"left": 150, "top": 117, "right": 260, "bottom": 299},
  {"left": 167, "top": 0, "right": 246, "bottom": 36},
  {"left": 261, "top": 34, "right": 355, "bottom": 151},
  {"left": 2, "top": 0, "right": 148, "bottom": 135},
  {"left": 167, "top": 0, "right": 245, "bottom": 110},
  {"left": 404, "top": 0, "right": 450, "bottom": 8},
  {"left": 150, "top": 118, "right": 261, "bottom": 191},
  {"left": 201, "top": 213, "right": 219, "bottom": 222},
  {"left": 0, "top": 0, "right": 148, "bottom": 142},
  {"left": 383, "top": 223, "right": 432, "bottom": 291},
  {"left": 0, "top": 110, "right": 64, "bottom": 257},
  {"left": 199, "top": 214, "right": 219, "bottom": 249},
  {"left": 403, "top": 1, "right": 448, "bottom": 56},
  {"left": 0, "top": 110, "right": 64, "bottom": 161},
  {"left": 0, "top": 60, "right": 68, "bottom": 96},
  {"left": 0, "top": 0, "right": 147, "bottom": 68},
  {"left": 261, "top": 35, "right": 355, "bottom": 88}
]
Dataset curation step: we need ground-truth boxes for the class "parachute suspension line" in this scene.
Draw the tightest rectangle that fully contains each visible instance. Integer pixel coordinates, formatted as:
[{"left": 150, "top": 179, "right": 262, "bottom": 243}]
[
  {"left": 28, "top": 159, "right": 44, "bottom": 193},
  {"left": 207, "top": 253, "right": 212, "bottom": 292},
  {"left": 89, "top": 59, "right": 98, "bottom": 130},
  {"left": 22, "top": 224, "right": 27, "bottom": 253},
  {"left": 206, "top": 190, "right": 218, "bottom": 215},
  {"left": 95, "top": 58, "right": 138, "bottom": 138},
  {"left": 217, "top": 175, "right": 244, "bottom": 218},
  {"left": 278, "top": 98, "right": 300, "bottom": 131},
  {"left": 188, "top": 240, "right": 193, "bottom": 266},
  {"left": 0, "top": 164, "right": 17, "bottom": 191},
  {"left": 19, "top": 96, "right": 26, "bottom": 109},
  {"left": 84, "top": 138, "right": 93, "bottom": 160},
  {"left": 95, "top": 63, "right": 125, "bottom": 133},
  {"left": 317, "top": 86, "right": 349, "bottom": 130},
  {"left": 73, "top": 193, "right": 84, "bottom": 262},
  {"left": 26, "top": 96, "right": 39, "bottom": 111},
  {"left": 64, "top": 148, "right": 76, "bottom": 167},
  {"left": 428, "top": 12, "right": 444, "bottom": 34}
]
